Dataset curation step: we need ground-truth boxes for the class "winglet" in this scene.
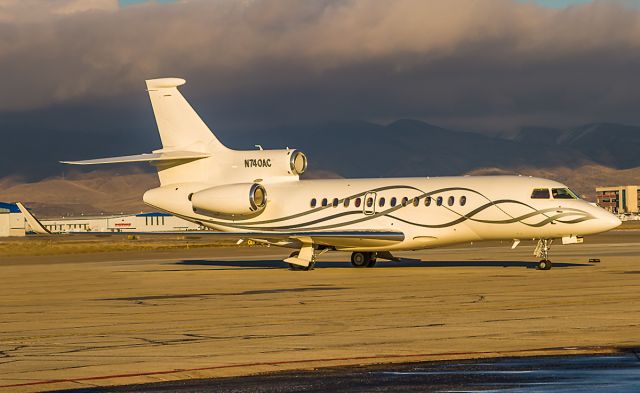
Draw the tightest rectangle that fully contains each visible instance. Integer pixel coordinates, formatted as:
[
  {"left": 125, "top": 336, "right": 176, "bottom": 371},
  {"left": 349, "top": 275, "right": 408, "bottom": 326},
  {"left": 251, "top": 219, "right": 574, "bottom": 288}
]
[{"left": 16, "top": 202, "right": 51, "bottom": 235}]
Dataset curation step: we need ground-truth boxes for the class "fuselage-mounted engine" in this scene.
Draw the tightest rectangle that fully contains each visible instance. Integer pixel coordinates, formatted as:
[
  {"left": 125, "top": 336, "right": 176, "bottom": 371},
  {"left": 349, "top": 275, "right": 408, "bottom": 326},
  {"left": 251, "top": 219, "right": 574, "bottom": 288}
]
[
  {"left": 191, "top": 183, "right": 267, "bottom": 218},
  {"left": 289, "top": 150, "right": 307, "bottom": 176}
]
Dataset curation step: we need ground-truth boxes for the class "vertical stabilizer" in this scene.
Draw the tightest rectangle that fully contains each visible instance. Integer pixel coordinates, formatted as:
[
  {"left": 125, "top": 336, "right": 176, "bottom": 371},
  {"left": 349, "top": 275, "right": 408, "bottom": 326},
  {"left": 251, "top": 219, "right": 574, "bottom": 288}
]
[
  {"left": 145, "top": 78, "right": 230, "bottom": 186},
  {"left": 145, "top": 78, "right": 227, "bottom": 152}
]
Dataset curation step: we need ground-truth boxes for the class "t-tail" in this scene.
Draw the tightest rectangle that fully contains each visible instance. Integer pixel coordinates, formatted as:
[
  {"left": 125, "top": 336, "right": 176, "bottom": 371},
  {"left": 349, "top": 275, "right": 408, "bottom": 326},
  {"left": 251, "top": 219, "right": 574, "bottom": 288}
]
[{"left": 62, "top": 77, "right": 307, "bottom": 218}]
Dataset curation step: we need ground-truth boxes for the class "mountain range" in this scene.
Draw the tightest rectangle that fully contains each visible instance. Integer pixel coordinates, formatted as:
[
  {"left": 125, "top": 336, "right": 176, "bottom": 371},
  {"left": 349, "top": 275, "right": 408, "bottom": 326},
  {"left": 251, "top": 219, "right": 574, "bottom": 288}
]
[
  {"left": 247, "top": 120, "right": 640, "bottom": 178},
  {"left": 1, "top": 120, "right": 638, "bottom": 216}
]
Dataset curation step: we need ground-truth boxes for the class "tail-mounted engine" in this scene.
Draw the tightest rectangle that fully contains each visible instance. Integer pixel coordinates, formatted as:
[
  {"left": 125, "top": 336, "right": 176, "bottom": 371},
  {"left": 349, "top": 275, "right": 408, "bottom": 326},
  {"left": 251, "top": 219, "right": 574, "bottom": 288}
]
[
  {"left": 191, "top": 183, "right": 267, "bottom": 218},
  {"left": 236, "top": 149, "right": 307, "bottom": 177}
]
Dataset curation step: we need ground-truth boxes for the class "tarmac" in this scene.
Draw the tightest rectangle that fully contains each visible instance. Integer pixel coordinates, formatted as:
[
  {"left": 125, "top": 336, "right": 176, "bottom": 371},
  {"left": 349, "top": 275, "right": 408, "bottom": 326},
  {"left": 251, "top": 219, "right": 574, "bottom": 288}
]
[
  {"left": 54, "top": 352, "right": 640, "bottom": 392},
  {"left": 0, "top": 231, "right": 639, "bottom": 392}
]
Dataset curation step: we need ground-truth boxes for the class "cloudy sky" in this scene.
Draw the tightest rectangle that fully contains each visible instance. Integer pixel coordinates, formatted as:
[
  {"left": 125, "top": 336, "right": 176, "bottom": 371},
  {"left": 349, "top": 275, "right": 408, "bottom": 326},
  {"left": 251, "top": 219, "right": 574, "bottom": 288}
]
[{"left": 0, "top": 0, "right": 639, "bottom": 177}]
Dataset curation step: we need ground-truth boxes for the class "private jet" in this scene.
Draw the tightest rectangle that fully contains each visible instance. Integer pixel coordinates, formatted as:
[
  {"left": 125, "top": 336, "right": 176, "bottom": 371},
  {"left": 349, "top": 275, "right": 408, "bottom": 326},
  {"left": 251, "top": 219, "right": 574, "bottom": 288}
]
[{"left": 58, "top": 78, "right": 621, "bottom": 270}]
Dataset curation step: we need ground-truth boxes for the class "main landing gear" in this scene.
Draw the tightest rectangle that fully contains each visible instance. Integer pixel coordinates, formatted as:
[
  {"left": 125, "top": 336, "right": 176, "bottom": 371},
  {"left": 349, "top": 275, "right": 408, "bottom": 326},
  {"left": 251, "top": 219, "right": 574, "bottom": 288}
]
[
  {"left": 287, "top": 251, "right": 316, "bottom": 271},
  {"left": 351, "top": 252, "right": 377, "bottom": 268},
  {"left": 534, "top": 239, "right": 553, "bottom": 270}
]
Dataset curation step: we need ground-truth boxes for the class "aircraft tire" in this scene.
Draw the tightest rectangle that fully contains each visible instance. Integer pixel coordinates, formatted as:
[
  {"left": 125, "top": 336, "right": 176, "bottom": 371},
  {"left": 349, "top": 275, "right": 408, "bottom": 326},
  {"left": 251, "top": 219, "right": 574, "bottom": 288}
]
[
  {"left": 351, "top": 252, "right": 370, "bottom": 268},
  {"left": 537, "top": 259, "right": 552, "bottom": 270}
]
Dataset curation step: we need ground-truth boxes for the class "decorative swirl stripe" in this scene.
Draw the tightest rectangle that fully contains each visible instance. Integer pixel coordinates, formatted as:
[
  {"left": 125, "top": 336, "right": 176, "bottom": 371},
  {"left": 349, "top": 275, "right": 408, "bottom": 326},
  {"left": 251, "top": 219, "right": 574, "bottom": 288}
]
[
  {"left": 233, "top": 184, "right": 424, "bottom": 225},
  {"left": 188, "top": 185, "right": 595, "bottom": 232}
]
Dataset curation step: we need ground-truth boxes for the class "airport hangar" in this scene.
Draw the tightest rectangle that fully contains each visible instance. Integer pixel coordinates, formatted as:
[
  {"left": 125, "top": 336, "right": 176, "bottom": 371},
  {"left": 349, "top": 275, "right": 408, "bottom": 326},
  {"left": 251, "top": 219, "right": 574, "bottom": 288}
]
[
  {"left": 0, "top": 202, "right": 202, "bottom": 236},
  {"left": 38, "top": 212, "right": 203, "bottom": 233}
]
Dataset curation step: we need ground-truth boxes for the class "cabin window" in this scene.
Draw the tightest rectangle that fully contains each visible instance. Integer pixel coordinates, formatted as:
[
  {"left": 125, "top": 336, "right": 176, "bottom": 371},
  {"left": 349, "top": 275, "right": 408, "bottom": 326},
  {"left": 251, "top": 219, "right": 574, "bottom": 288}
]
[
  {"left": 321, "top": 198, "right": 328, "bottom": 207},
  {"left": 531, "top": 188, "right": 550, "bottom": 199},
  {"left": 332, "top": 198, "right": 339, "bottom": 207},
  {"left": 310, "top": 198, "right": 317, "bottom": 208},
  {"left": 448, "top": 196, "right": 455, "bottom": 206},
  {"left": 366, "top": 197, "right": 374, "bottom": 207},
  {"left": 552, "top": 188, "right": 578, "bottom": 199},
  {"left": 436, "top": 196, "right": 443, "bottom": 206},
  {"left": 460, "top": 196, "right": 467, "bottom": 206},
  {"left": 401, "top": 197, "right": 409, "bottom": 206},
  {"left": 390, "top": 197, "right": 397, "bottom": 207},
  {"left": 379, "top": 197, "right": 386, "bottom": 207},
  {"left": 344, "top": 198, "right": 350, "bottom": 208},
  {"left": 413, "top": 197, "right": 420, "bottom": 206},
  {"left": 355, "top": 198, "right": 362, "bottom": 208},
  {"left": 425, "top": 196, "right": 431, "bottom": 207}
]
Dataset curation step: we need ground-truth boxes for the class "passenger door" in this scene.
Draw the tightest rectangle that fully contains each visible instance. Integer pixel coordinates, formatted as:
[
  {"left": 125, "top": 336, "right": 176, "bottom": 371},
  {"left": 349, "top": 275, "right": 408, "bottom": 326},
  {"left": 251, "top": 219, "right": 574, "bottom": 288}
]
[{"left": 363, "top": 192, "right": 377, "bottom": 215}]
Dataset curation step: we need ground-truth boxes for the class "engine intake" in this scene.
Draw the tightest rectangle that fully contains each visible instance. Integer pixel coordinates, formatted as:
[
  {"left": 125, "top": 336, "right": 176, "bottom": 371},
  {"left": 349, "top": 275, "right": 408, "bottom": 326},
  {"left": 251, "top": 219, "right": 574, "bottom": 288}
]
[{"left": 191, "top": 183, "right": 267, "bottom": 217}]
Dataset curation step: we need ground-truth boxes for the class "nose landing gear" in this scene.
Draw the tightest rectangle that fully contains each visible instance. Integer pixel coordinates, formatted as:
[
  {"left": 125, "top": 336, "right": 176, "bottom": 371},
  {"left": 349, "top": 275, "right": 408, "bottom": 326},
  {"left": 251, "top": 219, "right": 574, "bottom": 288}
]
[
  {"left": 534, "top": 239, "right": 553, "bottom": 270},
  {"left": 537, "top": 259, "right": 552, "bottom": 270}
]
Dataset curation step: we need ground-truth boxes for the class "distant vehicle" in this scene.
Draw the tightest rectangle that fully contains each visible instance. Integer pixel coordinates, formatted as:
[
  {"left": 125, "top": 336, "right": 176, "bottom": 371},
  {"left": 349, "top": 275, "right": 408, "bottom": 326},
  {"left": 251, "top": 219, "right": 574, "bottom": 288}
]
[{"left": 59, "top": 78, "right": 621, "bottom": 270}]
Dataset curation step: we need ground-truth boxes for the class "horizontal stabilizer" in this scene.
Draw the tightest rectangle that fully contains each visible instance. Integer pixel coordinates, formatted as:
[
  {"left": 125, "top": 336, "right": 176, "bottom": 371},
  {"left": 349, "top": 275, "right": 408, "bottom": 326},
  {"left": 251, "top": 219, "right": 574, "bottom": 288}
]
[{"left": 61, "top": 151, "right": 210, "bottom": 165}]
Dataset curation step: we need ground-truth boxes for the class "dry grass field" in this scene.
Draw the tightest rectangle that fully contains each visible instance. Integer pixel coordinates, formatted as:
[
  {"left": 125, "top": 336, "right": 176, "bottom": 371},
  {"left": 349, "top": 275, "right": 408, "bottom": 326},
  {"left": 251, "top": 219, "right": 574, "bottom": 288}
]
[{"left": 0, "top": 235, "right": 243, "bottom": 257}]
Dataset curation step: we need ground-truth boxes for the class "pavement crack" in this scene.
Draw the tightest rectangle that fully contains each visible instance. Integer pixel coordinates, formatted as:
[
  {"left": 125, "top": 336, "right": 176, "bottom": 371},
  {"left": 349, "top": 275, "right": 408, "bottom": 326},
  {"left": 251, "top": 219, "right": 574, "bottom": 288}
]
[
  {"left": 0, "top": 345, "right": 26, "bottom": 359},
  {"left": 471, "top": 295, "right": 485, "bottom": 303}
]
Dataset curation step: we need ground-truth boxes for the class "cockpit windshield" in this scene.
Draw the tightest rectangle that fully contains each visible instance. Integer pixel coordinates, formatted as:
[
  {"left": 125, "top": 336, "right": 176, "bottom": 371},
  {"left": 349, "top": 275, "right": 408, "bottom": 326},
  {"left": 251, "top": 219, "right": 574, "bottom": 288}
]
[
  {"left": 531, "top": 188, "right": 550, "bottom": 199},
  {"left": 551, "top": 188, "right": 578, "bottom": 199}
]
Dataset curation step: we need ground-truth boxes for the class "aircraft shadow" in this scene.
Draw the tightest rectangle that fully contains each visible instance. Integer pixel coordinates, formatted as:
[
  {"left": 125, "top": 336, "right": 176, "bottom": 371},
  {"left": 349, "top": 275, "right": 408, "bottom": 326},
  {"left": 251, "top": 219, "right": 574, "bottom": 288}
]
[{"left": 175, "top": 259, "right": 592, "bottom": 270}]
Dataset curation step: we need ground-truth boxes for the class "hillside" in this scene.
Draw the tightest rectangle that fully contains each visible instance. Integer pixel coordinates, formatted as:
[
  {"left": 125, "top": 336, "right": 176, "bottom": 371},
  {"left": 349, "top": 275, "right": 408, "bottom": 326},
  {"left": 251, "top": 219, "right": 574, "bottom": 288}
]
[
  {"left": 1, "top": 120, "right": 638, "bottom": 216},
  {"left": 0, "top": 168, "right": 158, "bottom": 217},
  {"left": 237, "top": 121, "right": 639, "bottom": 178}
]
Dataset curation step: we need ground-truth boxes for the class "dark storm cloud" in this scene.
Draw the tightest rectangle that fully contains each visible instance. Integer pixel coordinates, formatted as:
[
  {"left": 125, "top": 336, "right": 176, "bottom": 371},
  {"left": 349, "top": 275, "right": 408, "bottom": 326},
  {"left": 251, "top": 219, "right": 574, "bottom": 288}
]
[{"left": 0, "top": 0, "right": 639, "bottom": 130}]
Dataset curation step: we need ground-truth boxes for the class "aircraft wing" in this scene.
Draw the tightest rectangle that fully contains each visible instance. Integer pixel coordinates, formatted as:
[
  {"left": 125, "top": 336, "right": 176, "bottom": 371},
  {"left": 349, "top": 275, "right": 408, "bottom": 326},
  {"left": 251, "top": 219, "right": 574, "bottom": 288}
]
[
  {"left": 84, "top": 230, "right": 405, "bottom": 248},
  {"left": 16, "top": 202, "right": 51, "bottom": 234},
  {"left": 18, "top": 203, "right": 404, "bottom": 267},
  {"left": 16, "top": 203, "right": 404, "bottom": 247},
  {"left": 60, "top": 150, "right": 210, "bottom": 165}
]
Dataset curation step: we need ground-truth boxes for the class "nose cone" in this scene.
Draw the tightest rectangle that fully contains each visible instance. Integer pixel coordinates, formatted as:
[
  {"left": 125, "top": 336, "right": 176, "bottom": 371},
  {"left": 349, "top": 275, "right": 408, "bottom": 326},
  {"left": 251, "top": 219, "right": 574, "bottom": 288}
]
[
  {"left": 598, "top": 210, "right": 622, "bottom": 232},
  {"left": 608, "top": 213, "right": 622, "bottom": 230}
]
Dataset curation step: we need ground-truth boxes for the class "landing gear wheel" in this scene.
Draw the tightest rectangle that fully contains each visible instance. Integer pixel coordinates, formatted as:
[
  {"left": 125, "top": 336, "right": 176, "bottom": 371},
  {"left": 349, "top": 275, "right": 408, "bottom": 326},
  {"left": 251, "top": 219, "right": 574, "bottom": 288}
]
[
  {"left": 288, "top": 251, "right": 314, "bottom": 271},
  {"left": 351, "top": 252, "right": 377, "bottom": 268},
  {"left": 537, "top": 259, "right": 552, "bottom": 270},
  {"left": 351, "top": 252, "right": 368, "bottom": 267}
]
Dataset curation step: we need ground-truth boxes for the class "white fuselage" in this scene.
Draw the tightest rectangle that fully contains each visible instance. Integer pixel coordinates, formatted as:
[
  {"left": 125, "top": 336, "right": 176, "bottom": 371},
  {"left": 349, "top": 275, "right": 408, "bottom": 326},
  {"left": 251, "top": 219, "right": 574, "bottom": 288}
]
[{"left": 144, "top": 175, "right": 620, "bottom": 251}]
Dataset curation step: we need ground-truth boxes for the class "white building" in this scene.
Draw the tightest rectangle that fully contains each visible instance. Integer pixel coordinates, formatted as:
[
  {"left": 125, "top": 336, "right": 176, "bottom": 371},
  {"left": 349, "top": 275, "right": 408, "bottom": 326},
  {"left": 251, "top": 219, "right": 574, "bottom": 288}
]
[
  {"left": 40, "top": 212, "right": 204, "bottom": 233},
  {"left": 0, "top": 203, "right": 205, "bottom": 236},
  {"left": 0, "top": 202, "right": 26, "bottom": 237}
]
